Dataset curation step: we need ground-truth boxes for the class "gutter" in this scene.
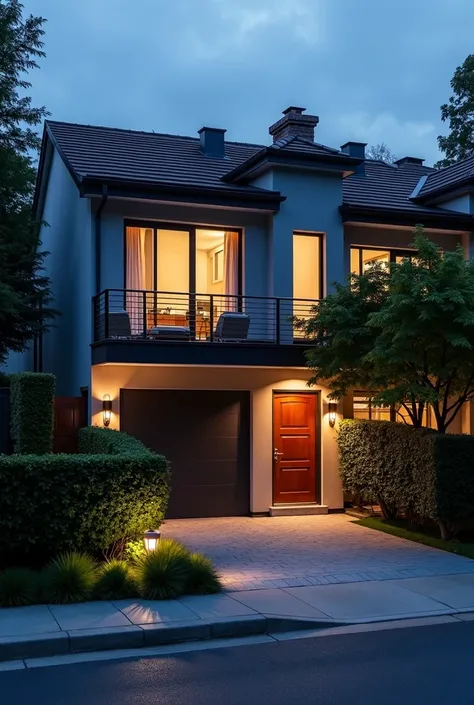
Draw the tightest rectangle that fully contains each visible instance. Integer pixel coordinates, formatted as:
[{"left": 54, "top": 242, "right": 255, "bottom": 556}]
[{"left": 94, "top": 185, "right": 108, "bottom": 295}]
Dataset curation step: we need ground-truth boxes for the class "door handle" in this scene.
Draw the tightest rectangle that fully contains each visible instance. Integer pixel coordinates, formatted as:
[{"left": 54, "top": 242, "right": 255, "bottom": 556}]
[{"left": 274, "top": 448, "right": 284, "bottom": 461}]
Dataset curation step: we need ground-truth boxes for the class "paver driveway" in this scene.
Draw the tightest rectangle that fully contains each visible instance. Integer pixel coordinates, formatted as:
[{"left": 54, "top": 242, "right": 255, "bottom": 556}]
[{"left": 164, "top": 514, "right": 474, "bottom": 591}]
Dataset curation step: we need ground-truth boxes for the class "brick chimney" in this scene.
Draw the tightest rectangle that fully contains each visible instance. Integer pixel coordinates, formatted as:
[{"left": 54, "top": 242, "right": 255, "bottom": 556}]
[{"left": 269, "top": 106, "right": 319, "bottom": 143}]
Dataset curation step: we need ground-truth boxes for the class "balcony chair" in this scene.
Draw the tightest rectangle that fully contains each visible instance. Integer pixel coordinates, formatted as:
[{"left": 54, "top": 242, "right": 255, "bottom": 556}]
[
  {"left": 99, "top": 311, "right": 132, "bottom": 339},
  {"left": 213, "top": 312, "right": 250, "bottom": 342}
]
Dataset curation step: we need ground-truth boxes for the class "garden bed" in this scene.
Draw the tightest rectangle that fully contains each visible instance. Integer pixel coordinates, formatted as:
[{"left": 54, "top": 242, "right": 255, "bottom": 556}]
[
  {"left": 0, "top": 538, "right": 222, "bottom": 608},
  {"left": 355, "top": 517, "right": 474, "bottom": 560}
]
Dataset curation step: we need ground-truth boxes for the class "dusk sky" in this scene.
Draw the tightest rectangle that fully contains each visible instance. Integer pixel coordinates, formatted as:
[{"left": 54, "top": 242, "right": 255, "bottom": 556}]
[{"left": 24, "top": 0, "right": 474, "bottom": 166}]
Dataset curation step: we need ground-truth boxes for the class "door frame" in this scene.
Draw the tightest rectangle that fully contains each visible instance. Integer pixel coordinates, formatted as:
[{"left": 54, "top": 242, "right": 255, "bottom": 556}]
[{"left": 272, "top": 390, "right": 322, "bottom": 505}]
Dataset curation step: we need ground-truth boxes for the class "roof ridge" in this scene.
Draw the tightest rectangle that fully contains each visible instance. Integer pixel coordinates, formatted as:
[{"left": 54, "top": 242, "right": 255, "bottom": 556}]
[{"left": 45, "top": 120, "right": 265, "bottom": 150}]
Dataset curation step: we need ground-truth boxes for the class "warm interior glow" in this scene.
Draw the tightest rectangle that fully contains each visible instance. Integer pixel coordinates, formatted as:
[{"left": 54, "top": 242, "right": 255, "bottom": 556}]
[
  {"left": 293, "top": 234, "right": 321, "bottom": 300},
  {"left": 196, "top": 229, "right": 225, "bottom": 296}
]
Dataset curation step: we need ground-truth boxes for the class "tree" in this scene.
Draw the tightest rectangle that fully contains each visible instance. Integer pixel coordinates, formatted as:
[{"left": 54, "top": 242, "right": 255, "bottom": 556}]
[
  {"left": 366, "top": 143, "right": 396, "bottom": 163},
  {"left": 302, "top": 227, "right": 474, "bottom": 433},
  {"left": 0, "top": 1, "right": 55, "bottom": 366},
  {"left": 435, "top": 54, "right": 474, "bottom": 169}
]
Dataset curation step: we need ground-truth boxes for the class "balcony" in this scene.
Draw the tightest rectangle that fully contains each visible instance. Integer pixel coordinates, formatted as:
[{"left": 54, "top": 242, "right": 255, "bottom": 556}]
[{"left": 92, "top": 289, "right": 318, "bottom": 367}]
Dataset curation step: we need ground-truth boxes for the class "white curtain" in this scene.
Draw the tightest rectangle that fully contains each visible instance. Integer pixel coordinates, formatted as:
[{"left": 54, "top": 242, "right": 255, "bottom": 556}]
[
  {"left": 126, "top": 227, "right": 145, "bottom": 334},
  {"left": 223, "top": 231, "right": 239, "bottom": 312}
]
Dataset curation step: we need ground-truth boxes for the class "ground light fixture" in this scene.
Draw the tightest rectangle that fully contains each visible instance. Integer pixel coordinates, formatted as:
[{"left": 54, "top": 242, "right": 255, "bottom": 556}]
[
  {"left": 328, "top": 400, "right": 337, "bottom": 428},
  {"left": 143, "top": 529, "right": 161, "bottom": 552},
  {"left": 102, "top": 394, "right": 112, "bottom": 427}
]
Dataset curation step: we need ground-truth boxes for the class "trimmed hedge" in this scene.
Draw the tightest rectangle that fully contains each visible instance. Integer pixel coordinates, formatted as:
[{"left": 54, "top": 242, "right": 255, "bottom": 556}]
[
  {"left": 338, "top": 419, "right": 474, "bottom": 536},
  {"left": 0, "top": 428, "right": 171, "bottom": 567},
  {"left": 78, "top": 426, "right": 149, "bottom": 455},
  {"left": 10, "top": 372, "right": 55, "bottom": 454}
]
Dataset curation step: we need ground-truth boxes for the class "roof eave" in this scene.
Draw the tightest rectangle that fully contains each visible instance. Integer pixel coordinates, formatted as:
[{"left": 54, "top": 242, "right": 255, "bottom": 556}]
[
  {"left": 223, "top": 148, "right": 362, "bottom": 184},
  {"left": 80, "top": 176, "right": 285, "bottom": 211},
  {"left": 416, "top": 175, "right": 474, "bottom": 203},
  {"left": 340, "top": 203, "right": 474, "bottom": 231}
]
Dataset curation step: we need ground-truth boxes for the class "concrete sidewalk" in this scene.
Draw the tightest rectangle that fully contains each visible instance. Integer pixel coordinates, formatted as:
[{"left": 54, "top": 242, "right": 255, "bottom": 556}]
[{"left": 2, "top": 572, "right": 474, "bottom": 663}]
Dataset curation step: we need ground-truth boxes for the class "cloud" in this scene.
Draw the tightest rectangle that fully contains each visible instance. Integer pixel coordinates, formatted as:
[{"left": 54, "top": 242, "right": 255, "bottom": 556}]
[
  {"left": 20, "top": 0, "right": 474, "bottom": 164},
  {"left": 336, "top": 111, "right": 437, "bottom": 164}
]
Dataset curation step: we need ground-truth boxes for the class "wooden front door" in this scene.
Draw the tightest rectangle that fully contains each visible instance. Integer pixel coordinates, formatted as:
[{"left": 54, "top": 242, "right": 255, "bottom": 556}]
[{"left": 273, "top": 393, "right": 317, "bottom": 504}]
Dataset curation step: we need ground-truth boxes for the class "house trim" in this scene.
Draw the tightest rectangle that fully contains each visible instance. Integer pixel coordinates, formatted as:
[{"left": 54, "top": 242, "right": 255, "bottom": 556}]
[
  {"left": 340, "top": 204, "right": 474, "bottom": 231},
  {"left": 91, "top": 339, "right": 310, "bottom": 367}
]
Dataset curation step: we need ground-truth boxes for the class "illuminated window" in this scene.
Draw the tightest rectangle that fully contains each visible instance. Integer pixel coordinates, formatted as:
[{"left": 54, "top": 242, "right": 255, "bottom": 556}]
[
  {"left": 353, "top": 391, "right": 429, "bottom": 426},
  {"left": 350, "top": 247, "right": 414, "bottom": 275}
]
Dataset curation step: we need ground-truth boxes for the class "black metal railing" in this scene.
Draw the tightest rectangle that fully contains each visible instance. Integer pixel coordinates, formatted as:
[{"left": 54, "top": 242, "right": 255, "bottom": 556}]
[{"left": 93, "top": 289, "right": 318, "bottom": 345}]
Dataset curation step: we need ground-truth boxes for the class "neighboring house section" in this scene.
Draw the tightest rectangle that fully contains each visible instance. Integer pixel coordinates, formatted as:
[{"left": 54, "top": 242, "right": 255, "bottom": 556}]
[{"left": 20, "top": 105, "right": 474, "bottom": 518}]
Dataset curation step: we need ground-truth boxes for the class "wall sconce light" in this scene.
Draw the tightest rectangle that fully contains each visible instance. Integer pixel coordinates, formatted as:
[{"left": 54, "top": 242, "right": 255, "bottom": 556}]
[
  {"left": 102, "top": 394, "right": 112, "bottom": 427},
  {"left": 328, "top": 401, "right": 337, "bottom": 428},
  {"left": 143, "top": 529, "right": 161, "bottom": 552}
]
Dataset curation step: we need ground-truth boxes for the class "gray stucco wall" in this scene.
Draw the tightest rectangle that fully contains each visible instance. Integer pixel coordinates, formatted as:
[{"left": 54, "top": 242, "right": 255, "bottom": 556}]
[
  {"left": 436, "top": 194, "right": 471, "bottom": 213},
  {"left": 253, "top": 168, "right": 345, "bottom": 297},
  {"left": 39, "top": 151, "right": 93, "bottom": 395}
]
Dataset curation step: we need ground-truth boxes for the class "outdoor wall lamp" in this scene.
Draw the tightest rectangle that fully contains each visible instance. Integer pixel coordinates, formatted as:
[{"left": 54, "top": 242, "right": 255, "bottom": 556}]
[
  {"left": 143, "top": 529, "right": 161, "bottom": 552},
  {"left": 328, "top": 401, "right": 337, "bottom": 428},
  {"left": 102, "top": 394, "right": 112, "bottom": 427}
]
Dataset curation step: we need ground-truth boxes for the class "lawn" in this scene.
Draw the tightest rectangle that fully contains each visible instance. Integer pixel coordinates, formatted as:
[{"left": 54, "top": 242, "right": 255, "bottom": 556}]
[{"left": 354, "top": 517, "right": 474, "bottom": 560}]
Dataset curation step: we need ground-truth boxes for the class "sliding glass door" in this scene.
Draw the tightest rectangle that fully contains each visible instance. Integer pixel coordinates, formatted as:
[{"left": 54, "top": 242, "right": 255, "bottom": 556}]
[{"left": 125, "top": 223, "right": 241, "bottom": 338}]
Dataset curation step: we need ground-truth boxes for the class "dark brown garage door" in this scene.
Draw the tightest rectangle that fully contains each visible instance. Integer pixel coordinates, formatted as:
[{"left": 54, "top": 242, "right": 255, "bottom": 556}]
[{"left": 120, "top": 389, "right": 250, "bottom": 518}]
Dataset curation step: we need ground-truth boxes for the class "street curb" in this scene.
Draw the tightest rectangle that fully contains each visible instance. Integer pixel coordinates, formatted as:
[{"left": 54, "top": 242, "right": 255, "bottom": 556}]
[{"left": 0, "top": 615, "right": 345, "bottom": 662}]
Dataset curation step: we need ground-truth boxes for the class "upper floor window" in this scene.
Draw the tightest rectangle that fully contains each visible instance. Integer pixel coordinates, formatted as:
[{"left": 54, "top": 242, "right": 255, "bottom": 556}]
[
  {"left": 350, "top": 247, "right": 414, "bottom": 276},
  {"left": 125, "top": 224, "right": 241, "bottom": 298},
  {"left": 125, "top": 223, "right": 241, "bottom": 336}
]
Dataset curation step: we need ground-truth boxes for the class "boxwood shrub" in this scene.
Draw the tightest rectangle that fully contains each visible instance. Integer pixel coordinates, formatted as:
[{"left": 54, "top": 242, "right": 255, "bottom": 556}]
[
  {"left": 0, "top": 428, "right": 171, "bottom": 567},
  {"left": 10, "top": 372, "right": 55, "bottom": 454},
  {"left": 338, "top": 419, "right": 474, "bottom": 536},
  {"left": 78, "top": 426, "right": 149, "bottom": 455}
]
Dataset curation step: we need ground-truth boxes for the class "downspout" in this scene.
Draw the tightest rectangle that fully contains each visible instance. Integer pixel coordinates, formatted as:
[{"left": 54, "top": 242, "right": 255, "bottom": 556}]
[{"left": 94, "top": 184, "right": 108, "bottom": 295}]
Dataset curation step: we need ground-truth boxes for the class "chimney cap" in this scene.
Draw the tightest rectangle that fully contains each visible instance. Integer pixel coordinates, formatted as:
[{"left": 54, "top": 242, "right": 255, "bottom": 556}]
[
  {"left": 282, "top": 106, "right": 307, "bottom": 115},
  {"left": 198, "top": 126, "right": 227, "bottom": 135},
  {"left": 340, "top": 141, "right": 367, "bottom": 150},
  {"left": 394, "top": 156, "right": 424, "bottom": 166}
]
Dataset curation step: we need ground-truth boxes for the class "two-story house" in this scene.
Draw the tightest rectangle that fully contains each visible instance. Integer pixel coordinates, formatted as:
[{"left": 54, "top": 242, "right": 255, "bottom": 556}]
[{"left": 24, "top": 106, "right": 474, "bottom": 519}]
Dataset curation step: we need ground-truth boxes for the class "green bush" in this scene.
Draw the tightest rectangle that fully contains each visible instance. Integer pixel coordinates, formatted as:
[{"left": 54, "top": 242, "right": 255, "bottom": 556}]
[
  {"left": 338, "top": 419, "right": 474, "bottom": 536},
  {"left": 0, "top": 440, "right": 171, "bottom": 566},
  {"left": 10, "top": 372, "right": 55, "bottom": 454},
  {"left": 0, "top": 568, "right": 38, "bottom": 607},
  {"left": 93, "top": 560, "right": 138, "bottom": 600},
  {"left": 42, "top": 552, "right": 97, "bottom": 604},
  {"left": 135, "top": 539, "right": 191, "bottom": 600},
  {"left": 123, "top": 538, "right": 146, "bottom": 564},
  {"left": 185, "top": 553, "right": 222, "bottom": 595},
  {"left": 338, "top": 419, "right": 435, "bottom": 519},
  {"left": 78, "top": 426, "right": 150, "bottom": 455}
]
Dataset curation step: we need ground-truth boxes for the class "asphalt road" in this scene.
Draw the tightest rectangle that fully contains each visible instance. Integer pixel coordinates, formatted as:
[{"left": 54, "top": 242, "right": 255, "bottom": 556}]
[{"left": 2, "top": 621, "right": 474, "bottom": 705}]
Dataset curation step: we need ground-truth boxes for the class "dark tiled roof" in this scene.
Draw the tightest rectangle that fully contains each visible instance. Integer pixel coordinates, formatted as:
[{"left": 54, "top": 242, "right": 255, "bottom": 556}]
[
  {"left": 44, "top": 120, "right": 473, "bottom": 221},
  {"left": 417, "top": 155, "right": 474, "bottom": 198},
  {"left": 271, "top": 134, "right": 341, "bottom": 156},
  {"left": 342, "top": 160, "right": 442, "bottom": 214},
  {"left": 46, "top": 120, "right": 264, "bottom": 193}
]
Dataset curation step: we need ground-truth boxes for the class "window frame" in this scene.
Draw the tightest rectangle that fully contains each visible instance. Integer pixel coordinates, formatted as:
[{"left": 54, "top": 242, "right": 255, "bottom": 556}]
[
  {"left": 350, "top": 245, "right": 415, "bottom": 276},
  {"left": 293, "top": 231, "right": 324, "bottom": 300},
  {"left": 353, "top": 390, "right": 430, "bottom": 427},
  {"left": 123, "top": 219, "right": 243, "bottom": 296}
]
